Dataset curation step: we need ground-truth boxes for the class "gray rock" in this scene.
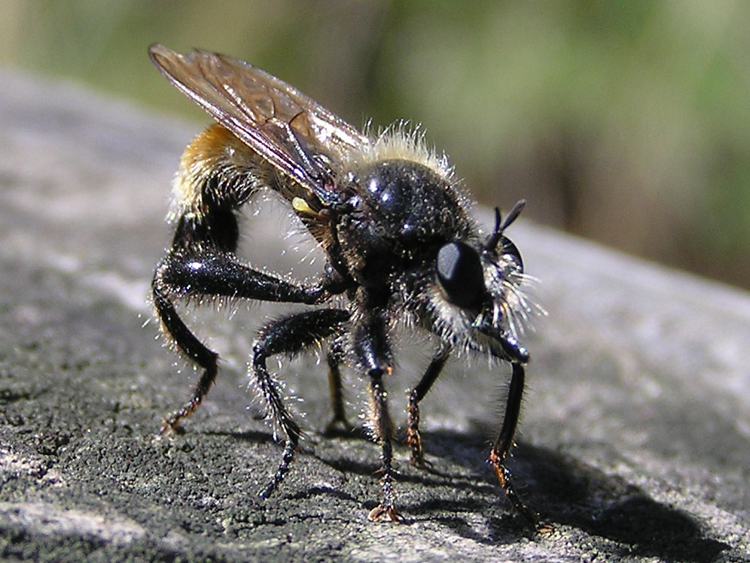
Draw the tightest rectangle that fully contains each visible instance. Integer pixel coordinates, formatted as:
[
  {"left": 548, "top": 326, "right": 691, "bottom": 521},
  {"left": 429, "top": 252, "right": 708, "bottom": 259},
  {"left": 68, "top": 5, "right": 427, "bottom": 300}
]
[{"left": 0, "top": 69, "right": 747, "bottom": 562}]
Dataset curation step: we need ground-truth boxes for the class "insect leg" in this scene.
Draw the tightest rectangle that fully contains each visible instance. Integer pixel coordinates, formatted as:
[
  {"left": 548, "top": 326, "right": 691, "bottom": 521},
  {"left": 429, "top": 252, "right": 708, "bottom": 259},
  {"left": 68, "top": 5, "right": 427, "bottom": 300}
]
[
  {"left": 153, "top": 249, "right": 329, "bottom": 433},
  {"left": 350, "top": 309, "right": 400, "bottom": 522},
  {"left": 366, "top": 369, "right": 400, "bottom": 522},
  {"left": 488, "top": 361, "right": 539, "bottom": 529},
  {"left": 153, "top": 286, "right": 218, "bottom": 432},
  {"left": 406, "top": 343, "right": 451, "bottom": 467},
  {"left": 323, "top": 339, "right": 352, "bottom": 434},
  {"left": 251, "top": 308, "right": 350, "bottom": 499}
]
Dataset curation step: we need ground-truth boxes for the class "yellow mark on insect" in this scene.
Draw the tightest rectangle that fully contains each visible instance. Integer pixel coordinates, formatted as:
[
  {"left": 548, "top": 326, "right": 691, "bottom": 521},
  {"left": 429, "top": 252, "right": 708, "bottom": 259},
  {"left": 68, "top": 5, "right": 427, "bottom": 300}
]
[{"left": 292, "top": 197, "right": 316, "bottom": 216}]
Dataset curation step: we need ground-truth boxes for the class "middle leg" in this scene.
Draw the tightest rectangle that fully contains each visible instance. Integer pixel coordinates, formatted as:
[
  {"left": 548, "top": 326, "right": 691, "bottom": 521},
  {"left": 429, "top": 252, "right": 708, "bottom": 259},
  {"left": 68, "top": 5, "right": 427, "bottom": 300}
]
[
  {"left": 251, "top": 308, "right": 350, "bottom": 499},
  {"left": 406, "top": 343, "right": 452, "bottom": 467}
]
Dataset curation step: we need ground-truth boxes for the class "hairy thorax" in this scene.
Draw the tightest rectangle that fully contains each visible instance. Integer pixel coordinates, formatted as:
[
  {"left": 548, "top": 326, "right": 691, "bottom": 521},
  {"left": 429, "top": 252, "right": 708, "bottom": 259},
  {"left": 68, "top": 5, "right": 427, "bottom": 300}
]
[{"left": 334, "top": 159, "right": 473, "bottom": 289}]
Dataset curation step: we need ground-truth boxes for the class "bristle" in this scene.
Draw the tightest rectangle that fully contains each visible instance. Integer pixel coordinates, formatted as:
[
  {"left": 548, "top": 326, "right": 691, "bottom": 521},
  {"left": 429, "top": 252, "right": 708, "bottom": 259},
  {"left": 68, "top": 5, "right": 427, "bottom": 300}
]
[
  {"left": 347, "top": 122, "right": 454, "bottom": 182},
  {"left": 168, "top": 124, "right": 265, "bottom": 222}
]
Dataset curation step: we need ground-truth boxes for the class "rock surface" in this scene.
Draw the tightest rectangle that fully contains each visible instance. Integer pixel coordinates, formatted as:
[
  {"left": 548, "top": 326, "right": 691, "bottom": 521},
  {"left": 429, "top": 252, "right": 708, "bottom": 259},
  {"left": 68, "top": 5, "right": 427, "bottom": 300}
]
[{"left": 0, "top": 70, "right": 748, "bottom": 562}]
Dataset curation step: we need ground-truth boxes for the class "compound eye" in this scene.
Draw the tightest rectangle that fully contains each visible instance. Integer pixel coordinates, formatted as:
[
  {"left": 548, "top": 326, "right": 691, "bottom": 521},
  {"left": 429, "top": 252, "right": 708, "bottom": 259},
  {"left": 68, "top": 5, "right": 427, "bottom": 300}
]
[{"left": 436, "top": 242, "right": 485, "bottom": 308}]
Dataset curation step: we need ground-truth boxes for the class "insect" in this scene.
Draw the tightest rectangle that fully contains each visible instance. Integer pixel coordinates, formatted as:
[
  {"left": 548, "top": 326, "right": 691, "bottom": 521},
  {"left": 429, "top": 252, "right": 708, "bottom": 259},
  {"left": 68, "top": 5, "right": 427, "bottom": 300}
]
[{"left": 149, "top": 43, "right": 540, "bottom": 526}]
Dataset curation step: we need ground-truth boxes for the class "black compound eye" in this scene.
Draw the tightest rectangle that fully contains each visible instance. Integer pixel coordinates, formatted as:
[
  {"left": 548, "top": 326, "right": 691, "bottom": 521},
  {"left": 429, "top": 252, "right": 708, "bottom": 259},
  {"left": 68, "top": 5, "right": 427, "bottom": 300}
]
[{"left": 436, "top": 242, "right": 486, "bottom": 308}]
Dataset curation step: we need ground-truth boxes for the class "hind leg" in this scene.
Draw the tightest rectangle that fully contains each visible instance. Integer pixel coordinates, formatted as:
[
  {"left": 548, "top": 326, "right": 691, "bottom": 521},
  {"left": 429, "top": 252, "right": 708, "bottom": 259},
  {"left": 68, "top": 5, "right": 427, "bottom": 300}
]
[{"left": 153, "top": 250, "right": 329, "bottom": 432}]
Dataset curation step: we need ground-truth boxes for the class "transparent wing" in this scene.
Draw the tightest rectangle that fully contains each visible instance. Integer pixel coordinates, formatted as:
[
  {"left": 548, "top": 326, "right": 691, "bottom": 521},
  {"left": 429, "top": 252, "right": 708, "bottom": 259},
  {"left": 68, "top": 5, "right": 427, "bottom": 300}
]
[{"left": 149, "top": 44, "right": 370, "bottom": 206}]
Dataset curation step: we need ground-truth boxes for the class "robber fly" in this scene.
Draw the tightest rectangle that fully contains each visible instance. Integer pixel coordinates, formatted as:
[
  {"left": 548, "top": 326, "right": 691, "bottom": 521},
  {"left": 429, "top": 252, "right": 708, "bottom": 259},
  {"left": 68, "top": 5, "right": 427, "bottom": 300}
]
[{"left": 149, "top": 43, "right": 540, "bottom": 526}]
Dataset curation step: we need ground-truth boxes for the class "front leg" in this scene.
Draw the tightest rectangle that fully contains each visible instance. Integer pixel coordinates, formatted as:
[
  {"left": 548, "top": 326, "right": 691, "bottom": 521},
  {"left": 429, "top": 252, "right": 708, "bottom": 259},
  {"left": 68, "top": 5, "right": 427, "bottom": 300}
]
[
  {"left": 488, "top": 361, "right": 540, "bottom": 529},
  {"left": 153, "top": 249, "right": 329, "bottom": 432}
]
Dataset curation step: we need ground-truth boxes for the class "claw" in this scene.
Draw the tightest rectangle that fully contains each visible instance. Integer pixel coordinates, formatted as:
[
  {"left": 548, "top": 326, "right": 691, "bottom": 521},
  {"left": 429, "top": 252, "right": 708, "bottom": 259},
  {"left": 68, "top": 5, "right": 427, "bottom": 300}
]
[
  {"left": 406, "top": 432, "right": 433, "bottom": 468},
  {"left": 159, "top": 416, "right": 182, "bottom": 435},
  {"left": 411, "top": 455, "right": 433, "bottom": 469},
  {"left": 323, "top": 416, "right": 354, "bottom": 436},
  {"left": 368, "top": 504, "right": 403, "bottom": 523}
]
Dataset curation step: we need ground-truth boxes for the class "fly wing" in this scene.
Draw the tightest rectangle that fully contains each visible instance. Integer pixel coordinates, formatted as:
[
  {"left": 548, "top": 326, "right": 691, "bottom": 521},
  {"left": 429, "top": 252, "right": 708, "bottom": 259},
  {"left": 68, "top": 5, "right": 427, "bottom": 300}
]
[{"left": 149, "top": 44, "right": 370, "bottom": 207}]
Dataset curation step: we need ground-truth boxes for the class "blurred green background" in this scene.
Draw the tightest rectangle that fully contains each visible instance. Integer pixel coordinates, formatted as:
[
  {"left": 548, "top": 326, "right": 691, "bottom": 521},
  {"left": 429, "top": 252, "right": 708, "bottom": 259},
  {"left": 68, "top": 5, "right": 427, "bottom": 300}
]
[{"left": 2, "top": 0, "right": 750, "bottom": 289}]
